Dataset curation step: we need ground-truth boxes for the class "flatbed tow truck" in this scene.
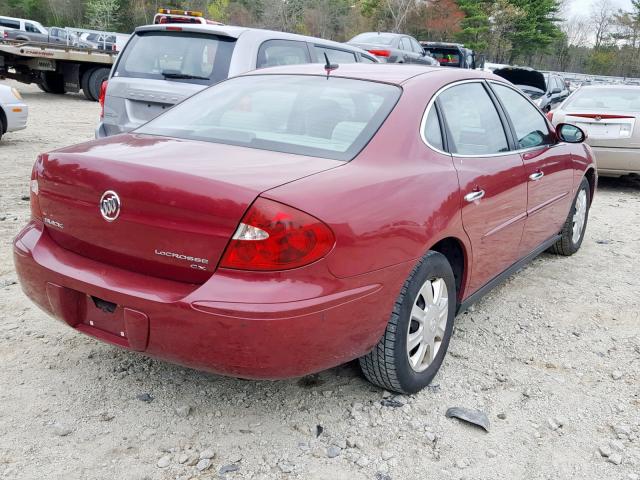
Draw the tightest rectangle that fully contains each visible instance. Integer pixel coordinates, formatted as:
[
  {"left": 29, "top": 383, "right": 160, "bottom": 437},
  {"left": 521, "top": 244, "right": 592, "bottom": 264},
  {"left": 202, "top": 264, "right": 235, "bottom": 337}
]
[{"left": 0, "top": 36, "right": 116, "bottom": 101}]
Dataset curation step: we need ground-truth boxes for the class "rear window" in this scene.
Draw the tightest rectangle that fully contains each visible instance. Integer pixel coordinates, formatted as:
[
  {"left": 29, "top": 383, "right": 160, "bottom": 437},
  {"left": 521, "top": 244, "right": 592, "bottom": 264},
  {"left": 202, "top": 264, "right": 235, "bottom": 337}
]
[
  {"left": 114, "top": 31, "right": 235, "bottom": 85},
  {"left": 425, "top": 49, "right": 460, "bottom": 66},
  {"left": 137, "top": 75, "right": 401, "bottom": 161},
  {"left": 351, "top": 33, "right": 395, "bottom": 45},
  {"left": 564, "top": 88, "right": 640, "bottom": 112}
]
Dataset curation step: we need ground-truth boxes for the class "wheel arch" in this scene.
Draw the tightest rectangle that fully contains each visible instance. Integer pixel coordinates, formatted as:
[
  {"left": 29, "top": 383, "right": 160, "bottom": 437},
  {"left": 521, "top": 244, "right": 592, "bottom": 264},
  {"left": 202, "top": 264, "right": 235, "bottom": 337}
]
[
  {"left": 584, "top": 167, "right": 596, "bottom": 205},
  {"left": 428, "top": 236, "right": 469, "bottom": 305},
  {"left": 0, "top": 106, "right": 6, "bottom": 133}
]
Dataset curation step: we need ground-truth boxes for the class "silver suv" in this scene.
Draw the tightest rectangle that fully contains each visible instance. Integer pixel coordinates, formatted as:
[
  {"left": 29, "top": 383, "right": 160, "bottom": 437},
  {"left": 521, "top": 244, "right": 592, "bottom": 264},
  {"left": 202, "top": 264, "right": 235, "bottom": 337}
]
[{"left": 97, "top": 24, "right": 378, "bottom": 138}]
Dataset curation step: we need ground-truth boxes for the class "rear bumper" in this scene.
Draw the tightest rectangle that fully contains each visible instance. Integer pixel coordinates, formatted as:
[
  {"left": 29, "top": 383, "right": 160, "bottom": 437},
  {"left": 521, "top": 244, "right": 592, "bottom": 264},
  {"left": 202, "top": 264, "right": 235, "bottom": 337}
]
[
  {"left": 4, "top": 101, "right": 28, "bottom": 132},
  {"left": 14, "top": 221, "right": 404, "bottom": 379},
  {"left": 591, "top": 146, "right": 640, "bottom": 176}
]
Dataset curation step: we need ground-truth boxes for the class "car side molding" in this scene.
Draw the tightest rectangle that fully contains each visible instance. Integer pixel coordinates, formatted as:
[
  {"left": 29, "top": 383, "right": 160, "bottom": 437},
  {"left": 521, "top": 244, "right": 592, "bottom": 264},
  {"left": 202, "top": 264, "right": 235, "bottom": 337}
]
[{"left": 457, "top": 234, "right": 562, "bottom": 314}]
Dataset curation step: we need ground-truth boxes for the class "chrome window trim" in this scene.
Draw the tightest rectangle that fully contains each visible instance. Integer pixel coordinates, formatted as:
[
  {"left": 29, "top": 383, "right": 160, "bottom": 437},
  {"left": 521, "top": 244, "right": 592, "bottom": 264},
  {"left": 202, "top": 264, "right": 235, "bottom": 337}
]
[{"left": 419, "top": 78, "right": 555, "bottom": 158}]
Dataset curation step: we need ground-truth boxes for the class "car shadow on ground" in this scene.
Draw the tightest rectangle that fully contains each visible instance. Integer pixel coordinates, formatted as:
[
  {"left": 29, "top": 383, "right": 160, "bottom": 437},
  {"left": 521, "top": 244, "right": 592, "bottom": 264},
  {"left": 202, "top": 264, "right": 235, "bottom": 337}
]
[{"left": 597, "top": 174, "right": 640, "bottom": 192}]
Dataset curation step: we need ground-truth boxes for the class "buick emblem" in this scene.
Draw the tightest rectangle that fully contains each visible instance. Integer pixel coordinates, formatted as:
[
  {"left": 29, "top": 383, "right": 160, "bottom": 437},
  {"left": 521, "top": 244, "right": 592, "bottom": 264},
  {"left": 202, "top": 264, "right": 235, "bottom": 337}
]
[{"left": 100, "top": 190, "right": 121, "bottom": 222}]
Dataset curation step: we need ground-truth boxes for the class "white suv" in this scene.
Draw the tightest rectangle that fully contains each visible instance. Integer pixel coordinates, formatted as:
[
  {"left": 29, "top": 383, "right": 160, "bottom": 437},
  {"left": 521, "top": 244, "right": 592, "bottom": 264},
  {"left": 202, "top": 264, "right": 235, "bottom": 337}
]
[{"left": 97, "top": 24, "right": 378, "bottom": 138}]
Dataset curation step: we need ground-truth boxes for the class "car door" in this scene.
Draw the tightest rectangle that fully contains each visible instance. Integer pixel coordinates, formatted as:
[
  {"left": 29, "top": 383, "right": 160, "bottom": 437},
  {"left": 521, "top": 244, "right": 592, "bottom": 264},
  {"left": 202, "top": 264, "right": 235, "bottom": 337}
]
[
  {"left": 436, "top": 81, "right": 528, "bottom": 294},
  {"left": 409, "top": 37, "right": 430, "bottom": 65},
  {"left": 489, "top": 81, "right": 574, "bottom": 256}
]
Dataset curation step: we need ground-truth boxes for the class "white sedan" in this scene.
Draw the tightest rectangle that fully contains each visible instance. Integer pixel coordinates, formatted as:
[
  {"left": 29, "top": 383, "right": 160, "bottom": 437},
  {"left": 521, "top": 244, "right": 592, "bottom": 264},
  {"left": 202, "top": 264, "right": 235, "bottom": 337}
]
[{"left": 0, "top": 83, "right": 28, "bottom": 141}]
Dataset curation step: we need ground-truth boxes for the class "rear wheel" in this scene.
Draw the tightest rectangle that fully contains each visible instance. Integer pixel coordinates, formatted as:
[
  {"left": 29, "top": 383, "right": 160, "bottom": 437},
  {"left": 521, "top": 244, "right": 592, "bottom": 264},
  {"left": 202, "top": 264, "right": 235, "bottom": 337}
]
[
  {"left": 359, "top": 251, "right": 456, "bottom": 394},
  {"left": 81, "top": 68, "right": 98, "bottom": 101},
  {"left": 0, "top": 113, "right": 5, "bottom": 141},
  {"left": 41, "top": 72, "right": 66, "bottom": 94},
  {"left": 86, "top": 68, "right": 110, "bottom": 102},
  {"left": 549, "top": 177, "right": 591, "bottom": 256}
]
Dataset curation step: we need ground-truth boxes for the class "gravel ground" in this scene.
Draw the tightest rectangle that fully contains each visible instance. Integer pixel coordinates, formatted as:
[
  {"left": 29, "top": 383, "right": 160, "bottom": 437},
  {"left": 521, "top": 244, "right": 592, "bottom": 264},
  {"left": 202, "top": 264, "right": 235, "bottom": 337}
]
[{"left": 0, "top": 81, "right": 639, "bottom": 480}]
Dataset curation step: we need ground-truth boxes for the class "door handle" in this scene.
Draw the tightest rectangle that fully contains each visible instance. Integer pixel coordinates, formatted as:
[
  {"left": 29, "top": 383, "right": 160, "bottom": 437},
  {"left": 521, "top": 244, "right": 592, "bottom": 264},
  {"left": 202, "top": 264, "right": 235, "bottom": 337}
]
[
  {"left": 464, "top": 190, "right": 485, "bottom": 202},
  {"left": 529, "top": 171, "right": 544, "bottom": 181}
]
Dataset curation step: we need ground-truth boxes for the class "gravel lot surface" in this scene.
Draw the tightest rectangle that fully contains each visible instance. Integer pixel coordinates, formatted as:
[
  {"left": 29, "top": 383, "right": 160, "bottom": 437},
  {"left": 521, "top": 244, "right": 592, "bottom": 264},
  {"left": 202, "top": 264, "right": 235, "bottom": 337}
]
[{"left": 0, "top": 81, "right": 639, "bottom": 480}]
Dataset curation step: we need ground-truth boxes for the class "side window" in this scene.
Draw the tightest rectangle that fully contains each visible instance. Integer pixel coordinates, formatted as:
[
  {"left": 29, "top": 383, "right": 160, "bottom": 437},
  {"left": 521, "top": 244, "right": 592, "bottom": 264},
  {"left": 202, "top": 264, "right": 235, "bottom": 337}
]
[
  {"left": 492, "top": 83, "right": 553, "bottom": 149},
  {"left": 25, "top": 22, "right": 38, "bottom": 33},
  {"left": 410, "top": 38, "right": 423, "bottom": 54},
  {"left": 257, "top": 40, "right": 310, "bottom": 69},
  {"left": 438, "top": 83, "right": 509, "bottom": 155},
  {"left": 399, "top": 38, "right": 410, "bottom": 51},
  {"left": 423, "top": 106, "right": 444, "bottom": 151},
  {"left": 314, "top": 46, "right": 357, "bottom": 64},
  {"left": 359, "top": 54, "right": 377, "bottom": 64},
  {"left": 0, "top": 19, "right": 20, "bottom": 29}
]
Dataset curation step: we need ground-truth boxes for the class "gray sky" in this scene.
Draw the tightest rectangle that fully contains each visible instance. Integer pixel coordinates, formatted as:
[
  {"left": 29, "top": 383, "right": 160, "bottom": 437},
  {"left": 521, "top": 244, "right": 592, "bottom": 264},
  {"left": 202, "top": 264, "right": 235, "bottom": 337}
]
[{"left": 564, "top": 0, "right": 634, "bottom": 18}]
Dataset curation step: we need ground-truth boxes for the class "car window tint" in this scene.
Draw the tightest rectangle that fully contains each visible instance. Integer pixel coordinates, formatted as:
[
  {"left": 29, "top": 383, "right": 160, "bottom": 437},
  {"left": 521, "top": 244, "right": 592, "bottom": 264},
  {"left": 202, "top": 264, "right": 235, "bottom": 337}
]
[
  {"left": 359, "top": 54, "right": 377, "bottom": 63},
  {"left": 314, "top": 46, "right": 357, "bottom": 64},
  {"left": 115, "top": 31, "right": 235, "bottom": 85},
  {"left": 25, "top": 22, "right": 39, "bottom": 33},
  {"left": 257, "top": 40, "right": 310, "bottom": 68},
  {"left": 424, "top": 107, "right": 444, "bottom": 151},
  {"left": 399, "top": 38, "right": 410, "bottom": 51},
  {"left": 492, "top": 83, "right": 553, "bottom": 149},
  {"left": 0, "top": 19, "right": 20, "bottom": 29},
  {"left": 438, "top": 83, "right": 509, "bottom": 155},
  {"left": 564, "top": 87, "right": 640, "bottom": 111},
  {"left": 410, "top": 38, "right": 423, "bottom": 53},
  {"left": 137, "top": 75, "right": 400, "bottom": 162}
]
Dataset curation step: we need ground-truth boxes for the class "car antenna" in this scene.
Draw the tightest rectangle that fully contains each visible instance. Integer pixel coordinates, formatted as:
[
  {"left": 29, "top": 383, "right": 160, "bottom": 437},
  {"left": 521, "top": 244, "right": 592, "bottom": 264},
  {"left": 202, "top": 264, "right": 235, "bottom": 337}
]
[{"left": 324, "top": 52, "right": 338, "bottom": 79}]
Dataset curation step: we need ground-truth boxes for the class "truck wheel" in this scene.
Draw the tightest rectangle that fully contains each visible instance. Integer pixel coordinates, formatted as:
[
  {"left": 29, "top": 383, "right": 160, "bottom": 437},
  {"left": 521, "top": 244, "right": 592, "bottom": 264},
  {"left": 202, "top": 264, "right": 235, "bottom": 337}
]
[
  {"left": 87, "top": 68, "right": 110, "bottom": 102},
  {"left": 81, "top": 68, "right": 98, "bottom": 101},
  {"left": 41, "top": 72, "right": 66, "bottom": 94},
  {"left": 37, "top": 83, "right": 50, "bottom": 93},
  {"left": 0, "top": 113, "right": 4, "bottom": 141}
]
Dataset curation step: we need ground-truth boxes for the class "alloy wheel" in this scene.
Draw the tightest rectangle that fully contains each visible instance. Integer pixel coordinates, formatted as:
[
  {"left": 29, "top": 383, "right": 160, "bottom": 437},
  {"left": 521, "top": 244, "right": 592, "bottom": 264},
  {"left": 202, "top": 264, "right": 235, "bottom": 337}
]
[
  {"left": 572, "top": 189, "right": 587, "bottom": 244},
  {"left": 406, "top": 277, "right": 449, "bottom": 372}
]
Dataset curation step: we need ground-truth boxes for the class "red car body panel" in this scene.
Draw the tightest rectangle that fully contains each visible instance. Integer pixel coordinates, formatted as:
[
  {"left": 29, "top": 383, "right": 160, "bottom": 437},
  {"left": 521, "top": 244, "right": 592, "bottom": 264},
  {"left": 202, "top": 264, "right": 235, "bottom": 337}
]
[{"left": 13, "top": 64, "right": 596, "bottom": 379}]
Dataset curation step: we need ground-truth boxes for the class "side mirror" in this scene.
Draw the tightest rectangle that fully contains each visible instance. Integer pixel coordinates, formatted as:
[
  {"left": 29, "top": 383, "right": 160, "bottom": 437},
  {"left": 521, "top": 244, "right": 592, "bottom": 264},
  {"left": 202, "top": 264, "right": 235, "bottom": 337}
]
[
  {"left": 551, "top": 88, "right": 562, "bottom": 94},
  {"left": 556, "top": 123, "right": 586, "bottom": 143}
]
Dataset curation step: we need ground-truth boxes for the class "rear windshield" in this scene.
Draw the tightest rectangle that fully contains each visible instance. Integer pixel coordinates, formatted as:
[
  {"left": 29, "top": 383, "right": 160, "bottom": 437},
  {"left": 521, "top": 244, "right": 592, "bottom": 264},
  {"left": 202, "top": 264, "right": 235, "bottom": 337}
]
[
  {"left": 351, "top": 33, "right": 395, "bottom": 45},
  {"left": 137, "top": 75, "right": 401, "bottom": 161},
  {"left": 564, "top": 87, "right": 640, "bottom": 112},
  {"left": 114, "top": 31, "right": 235, "bottom": 85}
]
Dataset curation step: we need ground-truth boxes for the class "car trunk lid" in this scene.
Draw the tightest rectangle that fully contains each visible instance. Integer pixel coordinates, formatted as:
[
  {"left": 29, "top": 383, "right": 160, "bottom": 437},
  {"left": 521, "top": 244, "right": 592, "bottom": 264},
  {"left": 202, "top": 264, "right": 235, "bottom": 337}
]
[
  {"left": 563, "top": 112, "right": 639, "bottom": 148},
  {"left": 35, "top": 134, "right": 342, "bottom": 283},
  {"left": 493, "top": 67, "right": 547, "bottom": 92}
]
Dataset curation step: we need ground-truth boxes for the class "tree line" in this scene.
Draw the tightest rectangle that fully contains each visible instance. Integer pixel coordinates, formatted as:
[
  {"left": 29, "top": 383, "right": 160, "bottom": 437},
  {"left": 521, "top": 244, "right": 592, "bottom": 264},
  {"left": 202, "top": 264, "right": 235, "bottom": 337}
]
[{"left": 1, "top": 0, "right": 639, "bottom": 78}]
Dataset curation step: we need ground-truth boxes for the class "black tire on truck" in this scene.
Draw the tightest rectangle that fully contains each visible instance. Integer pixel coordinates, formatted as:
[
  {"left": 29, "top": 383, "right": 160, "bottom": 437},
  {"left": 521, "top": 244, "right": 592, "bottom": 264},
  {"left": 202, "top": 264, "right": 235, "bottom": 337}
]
[
  {"left": 81, "top": 68, "right": 98, "bottom": 101},
  {"left": 41, "top": 72, "right": 66, "bottom": 94},
  {"left": 86, "top": 68, "right": 110, "bottom": 102}
]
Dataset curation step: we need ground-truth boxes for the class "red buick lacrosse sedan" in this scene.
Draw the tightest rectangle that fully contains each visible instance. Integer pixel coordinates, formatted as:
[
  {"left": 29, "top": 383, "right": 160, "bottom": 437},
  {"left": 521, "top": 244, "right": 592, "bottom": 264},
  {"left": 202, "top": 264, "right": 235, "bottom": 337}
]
[{"left": 14, "top": 65, "right": 596, "bottom": 393}]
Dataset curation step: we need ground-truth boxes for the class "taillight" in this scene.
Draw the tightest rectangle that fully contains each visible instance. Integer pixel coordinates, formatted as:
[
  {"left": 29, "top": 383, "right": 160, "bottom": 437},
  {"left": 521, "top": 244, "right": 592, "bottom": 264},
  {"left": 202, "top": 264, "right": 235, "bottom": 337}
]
[
  {"left": 220, "top": 198, "right": 335, "bottom": 271},
  {"left": 368, "top": 49, "right": 391, "bottom": 57},
  {"left": 98, "top": 80, "right": 108, "bottom": 118},
  {"left": 30, "top": 156, "right": 43, "bottom": 220},
  {"left": 546, "top": 110, "right": 554, "bottom": 122}
]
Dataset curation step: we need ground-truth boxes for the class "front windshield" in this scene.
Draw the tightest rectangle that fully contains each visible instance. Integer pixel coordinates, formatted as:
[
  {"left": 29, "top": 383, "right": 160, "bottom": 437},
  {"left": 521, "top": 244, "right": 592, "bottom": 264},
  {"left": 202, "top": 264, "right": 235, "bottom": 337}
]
[{"left": 137, "top": 75, "right": 401, "bottom": 161}]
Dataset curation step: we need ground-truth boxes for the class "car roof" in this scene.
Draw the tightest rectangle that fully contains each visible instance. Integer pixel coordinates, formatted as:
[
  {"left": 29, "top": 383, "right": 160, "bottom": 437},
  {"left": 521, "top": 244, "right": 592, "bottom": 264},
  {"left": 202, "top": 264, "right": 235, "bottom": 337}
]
[
  {"left": 354, "top": 32, "right": 404, "bottom": 38},
  {"left": 578, "top": 84, "right": 640, "bottom": 90},
  {"left": 240, "top": 63, "right": 496, "bottom": 86},
  {"left": 134, "top": 23, "right": 371, "bottom": 54}
]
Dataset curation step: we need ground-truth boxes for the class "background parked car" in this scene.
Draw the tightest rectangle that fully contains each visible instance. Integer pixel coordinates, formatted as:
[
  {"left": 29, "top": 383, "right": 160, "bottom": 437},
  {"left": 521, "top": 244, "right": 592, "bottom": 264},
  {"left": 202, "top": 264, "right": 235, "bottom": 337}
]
[
  {"left": 493, "top": 67, "right": 569, "bottom": 112},
  {"left": 0, "top": 83, "right": 28, "bottom": 141},
  {"left": 550, "top": 85, "right": 640, "bottom": 177},
  {"left": 348, "top": 32, "right": 438, "bottom": 65},
  {"left": 98, "top": 23, "right": 378, "bottom": 138},
  {"left": 420, "top": 41, "right": 483, "bottom": 69},
  {"left": 48, "top": 27, "right": 93, "bottom": 48},
  {"left": 1, "top": 15, "right": 49, "bottom": 42}
]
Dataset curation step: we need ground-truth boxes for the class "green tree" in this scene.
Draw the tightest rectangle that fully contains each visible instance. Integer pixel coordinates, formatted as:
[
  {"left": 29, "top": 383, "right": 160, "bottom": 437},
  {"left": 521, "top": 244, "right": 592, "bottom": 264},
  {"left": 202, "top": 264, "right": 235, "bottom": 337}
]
[
  {"left": 85, "top": 0, "right": 121, "bottom": 31},
  {"left": 455, "top": 0, "right": 490, "bottom": 52}
]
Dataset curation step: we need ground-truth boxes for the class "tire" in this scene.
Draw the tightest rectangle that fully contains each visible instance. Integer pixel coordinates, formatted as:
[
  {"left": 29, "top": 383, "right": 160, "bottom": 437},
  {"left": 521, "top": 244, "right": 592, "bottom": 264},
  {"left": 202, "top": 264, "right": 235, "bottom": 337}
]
[
  {"left": 81, "top": 68, "right": 98, "bottom": 101},
  {"left": 0, "top": 113, "right": 4, "bottom": 141},
  {"left": 549, "top": 177, "right": 591, "bottom": 256},
  {"left": 359, "top": 251, "right": 456, "bottom": 394},
  {"left": 41, "top": 72, "right": 66, "bottom": 94},
  {"left": 87, "top": 68, "right": 110, "bottom": 102},
  {"left": 37, "top": 83, "right": 50, "bottom": 93}
]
